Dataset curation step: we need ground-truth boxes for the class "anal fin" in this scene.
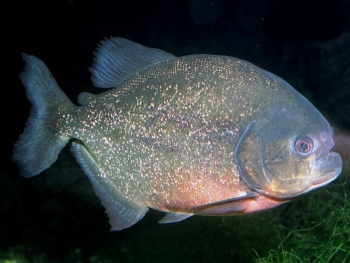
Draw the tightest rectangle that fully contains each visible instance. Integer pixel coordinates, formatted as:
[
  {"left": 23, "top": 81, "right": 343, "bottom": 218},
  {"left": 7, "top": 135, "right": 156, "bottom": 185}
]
[
  {"left": 70, "top": 142, "right": 148, "bottom": 231},
  {"left": 158, "top": 212, "right": 193, "bottom": 224}
]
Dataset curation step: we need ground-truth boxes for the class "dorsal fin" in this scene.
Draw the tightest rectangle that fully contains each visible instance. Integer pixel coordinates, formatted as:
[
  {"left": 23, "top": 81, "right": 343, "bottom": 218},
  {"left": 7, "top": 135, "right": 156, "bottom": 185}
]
[{"left": 90, "top": 37, "right": 176, "bottom": 88}]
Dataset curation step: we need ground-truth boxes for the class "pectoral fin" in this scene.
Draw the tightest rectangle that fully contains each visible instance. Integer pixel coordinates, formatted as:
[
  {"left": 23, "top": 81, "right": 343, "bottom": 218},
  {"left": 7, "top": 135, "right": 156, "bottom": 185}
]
[{"left": 189, "top": 192, "right": 260, "bottom": 216}]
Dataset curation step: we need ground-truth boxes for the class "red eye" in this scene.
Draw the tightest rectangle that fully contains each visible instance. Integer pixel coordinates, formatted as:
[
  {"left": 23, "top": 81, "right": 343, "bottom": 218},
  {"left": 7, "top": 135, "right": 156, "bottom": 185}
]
[{"left": 294, "top": 136, "right": 313, "bottom": 156}]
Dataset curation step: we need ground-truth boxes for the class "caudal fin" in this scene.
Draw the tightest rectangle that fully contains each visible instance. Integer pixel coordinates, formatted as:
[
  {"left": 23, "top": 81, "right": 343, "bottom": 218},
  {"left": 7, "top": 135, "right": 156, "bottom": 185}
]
[{"left": 12, "top": 54, "right": 75, "bottom": 177}]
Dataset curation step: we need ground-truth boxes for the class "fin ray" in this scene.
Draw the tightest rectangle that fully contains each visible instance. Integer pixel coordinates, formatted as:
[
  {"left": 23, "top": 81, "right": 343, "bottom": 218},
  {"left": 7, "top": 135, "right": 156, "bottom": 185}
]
[
  {"left": 90, "top": 37, "right": 175, "bottom": 88},
  {"left": 190, "top": 192, "right": 259, "bottom": 216},
  {"left": 70, "top": 142, "right": 148, "bottom": 231},
  {"left": 158, "top": 212, "right": 193, "bottom": 224},
  {"left": 12, "top": 54, "right": 74, "bottom": 177}
]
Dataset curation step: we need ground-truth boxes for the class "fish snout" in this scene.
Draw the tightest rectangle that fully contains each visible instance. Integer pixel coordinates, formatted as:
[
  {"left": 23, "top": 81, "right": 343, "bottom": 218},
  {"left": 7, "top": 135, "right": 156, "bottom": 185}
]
[
  {"left": 316, "top": 130, "right": 336, "bottom": 162},
  {"left": 311, "top": 151, "right": 342, "bottom": 186}
]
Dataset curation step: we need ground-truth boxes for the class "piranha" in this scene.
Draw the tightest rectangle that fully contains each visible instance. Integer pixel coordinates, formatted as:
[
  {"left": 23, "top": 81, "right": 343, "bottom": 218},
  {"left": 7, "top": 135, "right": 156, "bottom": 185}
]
[{"left": 13, "top": 37, "right": 342, "bottom": 230}]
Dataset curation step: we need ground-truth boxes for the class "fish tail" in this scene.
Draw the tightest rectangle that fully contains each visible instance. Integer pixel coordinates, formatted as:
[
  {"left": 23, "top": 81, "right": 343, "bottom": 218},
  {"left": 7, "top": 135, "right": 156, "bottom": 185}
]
[{"left": 12, "top": 54, "right": 74, "bottom": 177}]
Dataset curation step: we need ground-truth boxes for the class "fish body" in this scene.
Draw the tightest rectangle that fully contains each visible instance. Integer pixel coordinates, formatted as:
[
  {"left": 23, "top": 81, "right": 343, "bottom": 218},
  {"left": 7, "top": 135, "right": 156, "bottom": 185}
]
[{"left": 13, "top": 38, "right": 342, "bottom": 230}]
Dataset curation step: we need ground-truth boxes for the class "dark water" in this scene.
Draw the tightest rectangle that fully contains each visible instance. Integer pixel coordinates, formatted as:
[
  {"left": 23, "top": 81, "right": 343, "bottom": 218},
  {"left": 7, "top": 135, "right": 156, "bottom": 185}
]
[{"left": 2, "top": 0, "right": 349, "bottom": 262}]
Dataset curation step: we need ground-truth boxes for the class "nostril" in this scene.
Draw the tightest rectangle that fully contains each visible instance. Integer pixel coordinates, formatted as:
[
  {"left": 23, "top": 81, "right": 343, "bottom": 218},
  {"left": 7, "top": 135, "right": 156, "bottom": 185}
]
[{"left": 320, "top": 132, "right": 328, "bottom": 144}]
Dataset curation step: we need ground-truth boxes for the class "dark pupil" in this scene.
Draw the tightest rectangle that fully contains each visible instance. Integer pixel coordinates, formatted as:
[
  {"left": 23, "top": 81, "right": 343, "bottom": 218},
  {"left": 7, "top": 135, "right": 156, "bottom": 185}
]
[{"left": 299, "top": 141, "right": 309, "bottom": 152}]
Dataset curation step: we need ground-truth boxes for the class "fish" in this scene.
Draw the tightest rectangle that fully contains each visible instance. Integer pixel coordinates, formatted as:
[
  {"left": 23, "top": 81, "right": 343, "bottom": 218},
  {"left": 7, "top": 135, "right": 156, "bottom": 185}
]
[{"left": 13, "top": 37, "right": 343, "bottom": 231}]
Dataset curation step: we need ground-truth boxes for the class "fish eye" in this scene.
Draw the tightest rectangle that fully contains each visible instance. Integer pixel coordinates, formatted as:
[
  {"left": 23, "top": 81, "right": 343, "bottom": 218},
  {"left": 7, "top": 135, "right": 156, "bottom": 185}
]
[{"left": 294, "top": 136, "right": 314, "bottom": 156}]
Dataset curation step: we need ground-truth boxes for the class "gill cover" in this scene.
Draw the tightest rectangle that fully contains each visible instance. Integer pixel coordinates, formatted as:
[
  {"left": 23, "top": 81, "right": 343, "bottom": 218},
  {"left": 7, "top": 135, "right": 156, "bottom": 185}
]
[{"left": 234, "top": 121, "right": 265, "bottom": 192}]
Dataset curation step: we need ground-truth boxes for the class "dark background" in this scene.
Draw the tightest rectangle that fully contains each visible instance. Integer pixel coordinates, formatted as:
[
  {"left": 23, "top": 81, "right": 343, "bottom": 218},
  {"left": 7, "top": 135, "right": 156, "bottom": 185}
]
[{"left": 2, "top": 0, "right": 349, "bottom": 262}]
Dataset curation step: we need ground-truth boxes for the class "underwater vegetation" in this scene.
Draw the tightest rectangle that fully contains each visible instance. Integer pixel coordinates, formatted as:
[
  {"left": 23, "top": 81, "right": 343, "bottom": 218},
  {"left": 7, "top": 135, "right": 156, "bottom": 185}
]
[{"left": 255, "top": 178, "right": 350, "bottom": 263}]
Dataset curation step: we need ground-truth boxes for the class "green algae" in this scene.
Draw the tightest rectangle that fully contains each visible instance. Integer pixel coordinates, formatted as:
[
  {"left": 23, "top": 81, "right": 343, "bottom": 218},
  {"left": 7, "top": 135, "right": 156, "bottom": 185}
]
[{"left": 255, "top": 179, "right": 350, "bottom": 263}]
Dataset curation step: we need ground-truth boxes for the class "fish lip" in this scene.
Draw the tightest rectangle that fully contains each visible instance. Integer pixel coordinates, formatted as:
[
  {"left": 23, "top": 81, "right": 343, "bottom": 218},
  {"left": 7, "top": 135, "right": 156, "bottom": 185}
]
[
  {"left": 310, "top": 151, "right": 342, "bottom": 186},
  {"left": 314, "top": 151, "right": 340, "bottom": 168},
  {"left": 316, "top": 148, "right": 330, "bottom": 162}
]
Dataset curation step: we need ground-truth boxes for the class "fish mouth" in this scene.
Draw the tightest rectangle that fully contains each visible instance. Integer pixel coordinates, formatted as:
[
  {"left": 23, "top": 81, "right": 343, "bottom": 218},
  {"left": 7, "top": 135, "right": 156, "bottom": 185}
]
[
  {"left": 263, "top": 151, "right": 343, "bottom": 199},
  {"left": 308, "top": 151, "right": 342, "bottom": 190}
]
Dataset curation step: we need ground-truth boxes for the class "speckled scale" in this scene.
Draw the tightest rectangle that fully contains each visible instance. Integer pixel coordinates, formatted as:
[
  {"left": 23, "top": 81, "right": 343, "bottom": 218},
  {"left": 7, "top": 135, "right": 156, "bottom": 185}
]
[{"left": 13, "top": 38, "right": 342, "bottom": 231}]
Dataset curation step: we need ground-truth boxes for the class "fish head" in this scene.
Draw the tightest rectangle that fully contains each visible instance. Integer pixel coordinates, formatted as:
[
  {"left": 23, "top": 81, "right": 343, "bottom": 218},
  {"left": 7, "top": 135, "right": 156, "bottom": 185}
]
[{"left": 234, "top": 102, "right": 343, "bottom": 198}]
